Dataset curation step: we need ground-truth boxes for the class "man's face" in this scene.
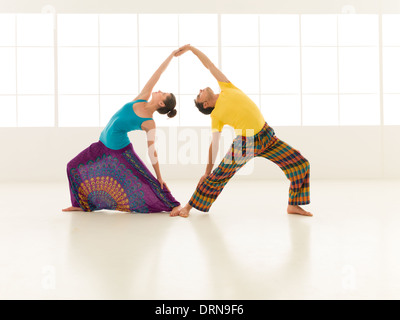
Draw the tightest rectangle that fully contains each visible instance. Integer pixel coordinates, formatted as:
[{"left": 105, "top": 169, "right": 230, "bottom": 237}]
[{"left": 196, "top": 87, "right": 214, "bottom": 107}]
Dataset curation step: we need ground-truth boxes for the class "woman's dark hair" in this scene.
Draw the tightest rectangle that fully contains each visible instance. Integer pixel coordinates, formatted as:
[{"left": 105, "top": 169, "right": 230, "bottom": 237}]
[
  {"left": 157, "top": 93, "right": 177, "bottom": 118},
  {"left": 194, "top": 100, "right": 215, "bottom": 115}
]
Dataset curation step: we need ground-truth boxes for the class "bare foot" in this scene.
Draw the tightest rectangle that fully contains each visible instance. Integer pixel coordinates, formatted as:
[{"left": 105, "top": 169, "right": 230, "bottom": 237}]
[
  {"left": 170, "top": 205, "right": 182, "bottom": 217},
  {"left": 62, "top": 206, "right": 84, "bottom": 212},
  {"left": 178, "top": 204, "right": 192, "bottom": 218},
  {"left": 287, "top": 205, "right": 313, "bottom": 217}
]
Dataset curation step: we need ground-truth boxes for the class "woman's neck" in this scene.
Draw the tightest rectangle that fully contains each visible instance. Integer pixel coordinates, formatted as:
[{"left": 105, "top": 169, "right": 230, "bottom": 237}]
[{"left": 145, "top": 100, "right": 159, "bottom": 115}]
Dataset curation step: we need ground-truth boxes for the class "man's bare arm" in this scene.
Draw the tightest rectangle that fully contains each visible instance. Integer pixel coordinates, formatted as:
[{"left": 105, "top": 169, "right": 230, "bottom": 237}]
[{"left": 176, "top": 45, "right": 229, "bottom": 83}]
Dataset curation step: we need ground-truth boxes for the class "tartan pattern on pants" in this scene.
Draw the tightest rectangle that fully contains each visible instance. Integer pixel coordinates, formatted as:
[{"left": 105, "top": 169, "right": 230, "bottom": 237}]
[{"left": 189, "top": 123, "right": 310, "bottom": 212}]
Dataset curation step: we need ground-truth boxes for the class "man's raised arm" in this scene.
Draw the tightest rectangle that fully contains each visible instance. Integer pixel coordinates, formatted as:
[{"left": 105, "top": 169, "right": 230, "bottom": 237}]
[{"left": 175, "top": 45, "right": 229, "bottom": 83}]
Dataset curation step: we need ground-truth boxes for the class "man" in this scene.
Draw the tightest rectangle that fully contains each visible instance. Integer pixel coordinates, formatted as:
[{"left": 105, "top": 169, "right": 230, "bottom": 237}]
[{"left": 174, "top": 45, "right": 312, "bottom": 218}]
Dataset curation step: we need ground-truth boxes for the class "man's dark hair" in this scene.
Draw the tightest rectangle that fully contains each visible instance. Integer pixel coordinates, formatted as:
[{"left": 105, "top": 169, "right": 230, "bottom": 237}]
[{"left": 194, "top": 100, "right": 215, "bottom": 115}]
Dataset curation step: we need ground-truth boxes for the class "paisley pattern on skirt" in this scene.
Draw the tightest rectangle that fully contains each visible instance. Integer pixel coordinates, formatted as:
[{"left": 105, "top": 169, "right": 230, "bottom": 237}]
[{"left": 67, "top": 141, "right": 180, "bottom": 213}]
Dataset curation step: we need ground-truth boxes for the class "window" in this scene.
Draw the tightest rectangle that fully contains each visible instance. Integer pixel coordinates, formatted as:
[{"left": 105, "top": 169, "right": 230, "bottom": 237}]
[
  {"left": 383, "top": 14, "right": 400, "bottom": 125},
  {"left": 10, "top": 14, "right": 54, "bottom": 127},
  {"left": 0, "top": 13, "right": 398, "bottom": 128},
  {"left": 338, "top": 15, "right": 380, "bottom": 125}
]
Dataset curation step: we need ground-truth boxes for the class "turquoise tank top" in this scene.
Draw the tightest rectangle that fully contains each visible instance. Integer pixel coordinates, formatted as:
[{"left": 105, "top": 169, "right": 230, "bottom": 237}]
[{"left": 99, "top": 100, "right": 153, "bottom": 150}]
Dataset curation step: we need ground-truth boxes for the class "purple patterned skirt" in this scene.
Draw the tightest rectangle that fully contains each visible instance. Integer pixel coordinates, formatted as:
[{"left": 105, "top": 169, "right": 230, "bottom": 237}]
[{"left": 67, "top": 141, "right": 180, "bottom": 213}]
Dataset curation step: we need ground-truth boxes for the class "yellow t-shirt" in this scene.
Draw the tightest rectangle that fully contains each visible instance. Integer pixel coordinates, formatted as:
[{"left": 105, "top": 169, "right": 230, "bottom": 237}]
[{"left": 211, "top": 82, "right": 265, "bottom": 136}]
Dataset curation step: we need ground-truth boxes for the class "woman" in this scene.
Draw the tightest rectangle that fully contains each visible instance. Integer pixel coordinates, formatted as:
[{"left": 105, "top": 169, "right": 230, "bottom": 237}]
[{"left": 63, "top": 49, "right": 182, "bottom": 216}]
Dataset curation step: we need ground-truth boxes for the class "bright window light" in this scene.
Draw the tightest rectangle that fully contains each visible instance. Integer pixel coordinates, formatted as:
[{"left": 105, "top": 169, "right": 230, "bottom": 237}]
[
  {"left": 139, "top": 47, "right": 179, "bottom": 94},
  {"left": 100, "top": 95, "right": 137, "bottom": 127},
  {"left": 302, "top": 47, "right": 338, "bottom": 94},
  {"left": 301, "top": 14, "right": 337, "bottom": 47},
  {"left": 260, "top": 47, "right": 300, "bottom": 94},
  {"left": 339, "top": 47, "right": 379, "bottom": 93},
  {"left": 0, "top": 96, "right": 16, "bottom": 127},
  {"left": 383, "top": 94, "right": 400, "bottom": 125},
  {"left": 383, "top": 48, "right": 400, "bottom": 93},
  {"left": 58, "top": 48, "right": 98, "bottom": 94},
  {"left": 179, "top": 47, "right": 219, "bottom": 94},
  {"left": 57, "top": 14, "right": 98, "bottom": 47},
  {"left": 17, "top": 48, "right": 54, "bottom": 95},
  {"left": 261, "top": 95, "right": 301, "bottom": 126},
  {"left": 18, "top": 95, "right": 54, "bottom": 127},
  {"left": 138, "top": 14, "right": 178, "bottom": 47},
  {"left": 260, "top": 14, "right": 299, "bottom": 46},
  {"left": 58, "top": 95, "right": 99, "bottom": 127},
  {"left": 339, "top": 94, "right": 380, "bottom": 125},
  {"left": 179, "top": 95, "right": 211, "bottom": 127},
  {"left": 0, "top": 48, "right": 16, "bottom": 94},
  {"left": 0, "top": 13, "right": 393, "bottom": 128},
  {"left": 302, "top": 95, "right": 339, "bottom": 126},
  {"left": 100, "top": 48, "right": 138, "bottom": 94},
  {"left": 0, "top": 14, "right": 16, "bottom": 46},
  {"left": 382, "top": 15, "right": 400, "bottom": 46},
  {"left": 221, "top": 14, "right": 259, "bottom": 46},
  {"left": 99, "top": 14, "right": 137, "bottom": 47},
  {"left": 179, "top": 14, "right": 218, "bottom": 46},
  {"left": 221, "top": 47, "right": 259, "bottom": 94},
  {"left": 338, "top": 14, "right": 379, "bottom": 46},
  {"left": 17, "top": 14, "right": 54, "bottom": 47}
]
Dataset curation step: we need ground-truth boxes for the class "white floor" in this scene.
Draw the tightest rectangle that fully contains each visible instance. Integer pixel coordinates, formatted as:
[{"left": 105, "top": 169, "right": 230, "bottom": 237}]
[{"left": 0, "top": 179, "right": 399, "bottom": 300}]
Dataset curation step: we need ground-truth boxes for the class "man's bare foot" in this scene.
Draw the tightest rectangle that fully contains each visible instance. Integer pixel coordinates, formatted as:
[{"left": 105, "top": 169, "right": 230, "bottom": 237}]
[
  {"left": 178, "top": 204, "right": 192, "bottom": 218},
  {"left": 62, "top": 206, "right": 84, "bottom": 212},
  {"left": 170, "top": 205, "right": 182, "bottom": 217},
  {"left": 287, "top": 205, "right": 313, "bottom": 217}
]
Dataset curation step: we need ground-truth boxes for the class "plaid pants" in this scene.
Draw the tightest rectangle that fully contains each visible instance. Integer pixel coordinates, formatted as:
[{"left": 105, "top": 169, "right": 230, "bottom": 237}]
[{"left": 189, "top": 123, "right": 310, "bottom": 212}]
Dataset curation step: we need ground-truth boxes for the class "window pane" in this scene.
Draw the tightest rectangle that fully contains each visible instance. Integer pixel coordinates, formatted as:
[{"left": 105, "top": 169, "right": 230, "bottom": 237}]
[
  {"left": 260, "top": 14, "right": 299, "bottom": 46},
  {"left": 383, "top": 15, "right": 400, "bottom": 46},
  {"left": 100, "top": 95, "right": 136, "bottom": 127},
  {"left": 17, "top": 48, "right": 54, "bottom": 94},
  {"left": 302, "top": 47, "right": 337, "bottom": 94},
  {"left": 58, "top": 95, "right": 99, "bottom": 127},
  {"left": 0, "top": 48, "right": 16, "bottom": 94},
  {"left": 0, "top": 14, "right": 15, "bottom": 46},
  {"left": 260, "top": 47, "right": 300, "bottom": 94},
  {"left": 383, "top": 48, "right": 400, "bottom": 93},
  {"left": 179, "top": 14, "right": 218, "bottom": 46},
  {"left": 384, "top": 94, "right": 400, "bottom": 125},
  {"left": 179, "top": 47, "right": 219, "bottom": 94},
  {"left": 301, "top": 14, "right": 337, "bottom": 46},
  {"left": 139, "top": 47, "right": 178, "bottom": 94},
  {"left": 100, "top": 48, "right": 138, "bottom": 94},
  {"left": 0, "top": 96, "right": 16, "bottom": 127},
  {"left": 338, "top": 14, "right": 379, "bottom": 46},
  {"left": 58, "top": 14, "right": 98, "bottom": 47},
  {"left": 138, "top": 14, "right": 178, "bottom": 46},
  {"left": 339, "top": 94, "right": 380, "bottom": 125},
  {"left": 99, "top": 14, "right": 137, "bottom": 47},
  {"left": 221, "top": 14, "right": 259, "bottom": 46},
  {"left": 339, "top": 47, "right": 379, "bottom": 93},
  {"left": 302, "top": 95, "right": 339, "bottom": 126},
  {"left": 18, "top": 95, "right": 54, "bottom": 127},
  {"left": 221, "top": 47, "right": 259, "bottom": 94},
  {"left": 58, "top": 48, "right": 98, "bottom": 94},
  {"left": 179, "top": 95, "right": 210, "bottom": 127},
  {"left": 17, "top": 14, "right": 54, "bottom": 46},
  {"left": 261, "top": 95, "right": 301, "bottom": 126}
]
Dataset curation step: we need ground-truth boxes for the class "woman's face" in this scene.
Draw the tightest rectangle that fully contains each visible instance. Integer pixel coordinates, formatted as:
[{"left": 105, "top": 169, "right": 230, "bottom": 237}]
[{"left": 152, "top": 91, "right": 169, "bottom": 104}]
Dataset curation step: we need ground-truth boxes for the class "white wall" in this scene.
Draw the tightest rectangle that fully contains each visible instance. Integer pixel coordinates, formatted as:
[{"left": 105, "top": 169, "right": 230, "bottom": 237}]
[
  {"left": 1, "top": 126, "right": 399, "bottom": 182},
  {"left": 1, "top": 0, "right": 400, "bottom": 14}
]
